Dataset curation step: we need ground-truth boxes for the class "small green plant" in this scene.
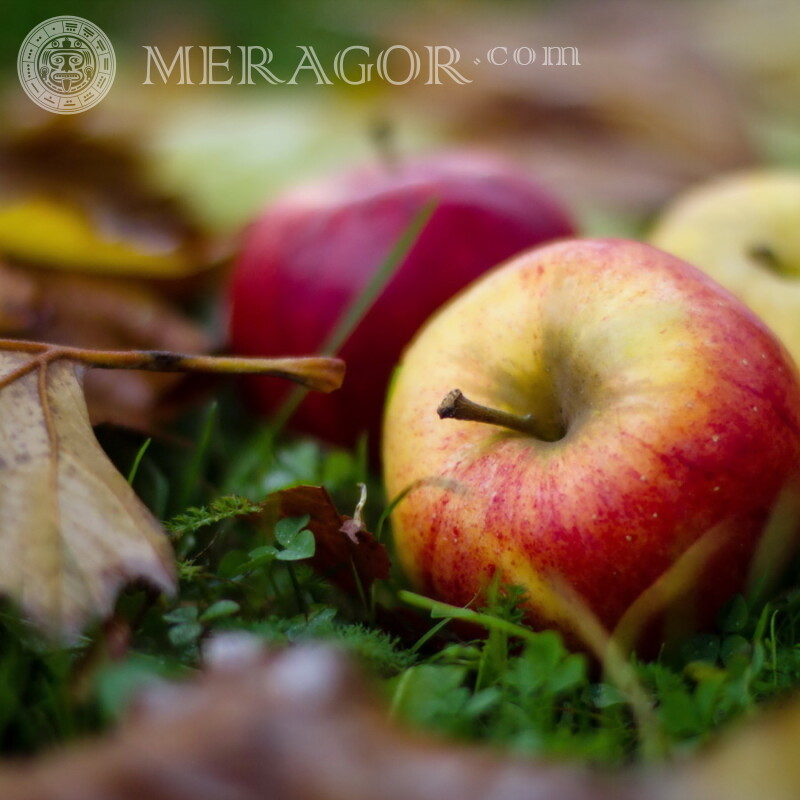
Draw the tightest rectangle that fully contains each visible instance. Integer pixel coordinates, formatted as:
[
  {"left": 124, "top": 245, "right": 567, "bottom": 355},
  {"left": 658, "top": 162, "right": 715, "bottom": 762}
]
[{"left": 2, "top": 407, "right": 800, "bottom": 765}]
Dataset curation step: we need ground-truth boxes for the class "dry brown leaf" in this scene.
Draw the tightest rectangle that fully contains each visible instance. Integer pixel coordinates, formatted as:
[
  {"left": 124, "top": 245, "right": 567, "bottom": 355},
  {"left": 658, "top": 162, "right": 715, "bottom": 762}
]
[
  {"left": 0, "top": 261, "right": 38, "bottom": 335},
  {"left": 0, "top": 638, "right": 797, "bottom": 800},
  {"left": 0, "top": 642, "right": 619, "bottom": 800},
  {"left": 32, "top": 272, "right": 212, "bottom": 430},
  {"left": 0, "top": 261, "right": 212, "bottom": 431},
  {"left": 386, "top": 0, "right": 755, "bottom": 215},
  {"left": 0, "top": 344, "right": 343, "bottom": 640},
  {"left": 276, "top": 485, "right": 391, "bottom": 594},
  {"left": 0, "top": 350, "right": 174, "bottom": 640}
]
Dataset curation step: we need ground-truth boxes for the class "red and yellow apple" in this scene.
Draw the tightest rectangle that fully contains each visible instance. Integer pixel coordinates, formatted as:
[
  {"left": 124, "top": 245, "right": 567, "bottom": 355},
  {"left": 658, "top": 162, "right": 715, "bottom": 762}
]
[
  {"left": 650, "top": 170, "right": 800, "bottom": 366},
  {"left": 383, "top": 238, "right": 800, "bottom": 648},
  {"left": 228, "top": 152, "right": 574, "bottom": 450}
]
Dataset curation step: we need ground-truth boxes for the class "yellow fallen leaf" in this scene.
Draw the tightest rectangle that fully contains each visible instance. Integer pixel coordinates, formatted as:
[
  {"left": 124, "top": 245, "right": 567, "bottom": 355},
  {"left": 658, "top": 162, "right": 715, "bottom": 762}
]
[
  {"left": 0, "top": 123, "right": 214, "bottom": 278},
  {"left": 0, "top": 196, "right": 205, "bottom": 278}
]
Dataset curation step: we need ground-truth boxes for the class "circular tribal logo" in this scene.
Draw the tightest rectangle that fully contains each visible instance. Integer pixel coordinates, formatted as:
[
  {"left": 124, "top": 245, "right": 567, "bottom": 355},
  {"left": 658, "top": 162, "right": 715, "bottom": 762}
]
[{"left": 18, "top": 16, "right": 115, "bottom": 114}]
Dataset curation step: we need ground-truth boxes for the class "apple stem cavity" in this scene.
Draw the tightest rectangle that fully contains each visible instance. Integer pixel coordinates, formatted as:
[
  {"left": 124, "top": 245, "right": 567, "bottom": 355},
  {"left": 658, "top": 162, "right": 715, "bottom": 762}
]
[
  {"left": 748, "top": 244, "right": 795, "bottom": 278},
  {"left": 437, "top": 389, "right": 562, "bottom": 441}
]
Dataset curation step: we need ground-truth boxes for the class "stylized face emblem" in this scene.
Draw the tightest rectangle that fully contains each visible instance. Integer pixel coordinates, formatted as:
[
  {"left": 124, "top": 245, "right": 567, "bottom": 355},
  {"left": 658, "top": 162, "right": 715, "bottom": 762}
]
[
  {"left": 19, "top": 16, "right": 116, "bottom": 114},
  {"left": 38, "top": 37, "right": 95, "bottom": 94}
]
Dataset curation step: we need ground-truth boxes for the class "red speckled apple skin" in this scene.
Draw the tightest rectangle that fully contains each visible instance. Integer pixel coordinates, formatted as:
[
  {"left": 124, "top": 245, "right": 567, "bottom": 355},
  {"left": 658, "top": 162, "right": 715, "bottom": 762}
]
[
  {"left": 384, "top": 238, "right": 800, "bottom": 651},
  {"left": 228, "top": 153, "right": 574, "bottom": 452}
]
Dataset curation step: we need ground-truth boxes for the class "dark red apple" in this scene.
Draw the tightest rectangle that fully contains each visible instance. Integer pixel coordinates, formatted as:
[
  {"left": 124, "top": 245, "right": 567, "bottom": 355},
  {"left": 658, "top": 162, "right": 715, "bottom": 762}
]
[{"left": 228, "top": 152, "right": 574, "bottom": 449}]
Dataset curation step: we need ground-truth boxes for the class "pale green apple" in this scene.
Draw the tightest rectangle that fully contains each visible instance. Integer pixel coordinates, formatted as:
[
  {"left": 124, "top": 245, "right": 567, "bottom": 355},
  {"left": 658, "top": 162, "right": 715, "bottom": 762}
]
[{"left": 650, "top": 171, "right": 800, "bottom": 366}]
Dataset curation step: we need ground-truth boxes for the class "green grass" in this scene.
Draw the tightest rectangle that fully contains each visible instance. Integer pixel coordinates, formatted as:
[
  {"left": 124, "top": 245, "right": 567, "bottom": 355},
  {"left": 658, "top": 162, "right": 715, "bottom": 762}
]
[
  {"left": 2, "top": 395, "right": 800, "bottom": 764},
  {"left": 2, "top": 202, "right": 800, "bottom": 764}
]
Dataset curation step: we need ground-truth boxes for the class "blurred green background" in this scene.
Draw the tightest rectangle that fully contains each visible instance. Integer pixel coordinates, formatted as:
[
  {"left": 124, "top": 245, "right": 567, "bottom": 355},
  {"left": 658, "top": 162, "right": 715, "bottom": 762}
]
[
  {"left": 2, "top": 0, "right": 800, "bottom": 234},
  {"left": 1, "top": 0, "right": 368, "bottom": 69}
]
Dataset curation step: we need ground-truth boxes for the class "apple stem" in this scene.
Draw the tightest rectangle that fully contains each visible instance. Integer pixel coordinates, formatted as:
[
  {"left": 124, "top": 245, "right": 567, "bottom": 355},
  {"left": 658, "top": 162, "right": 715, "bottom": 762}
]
[
  {"left": 437, "top": 389, "right": 552, "bottom": 439},
  {"left": 371, "top": 118, "right": 399, "bottom": 172}
]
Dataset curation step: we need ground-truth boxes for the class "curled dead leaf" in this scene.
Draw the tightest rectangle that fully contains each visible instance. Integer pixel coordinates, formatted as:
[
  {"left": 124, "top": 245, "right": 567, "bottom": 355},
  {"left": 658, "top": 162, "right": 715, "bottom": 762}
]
[
  {"left": 274, "top": 485, "right": 391, "bottom": 595},
  {"left": 0, "top": 351, "right": 174, "bottom": 640},
  {"left": 0, "top": 343, "right": 344, "bottom": 639}
]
